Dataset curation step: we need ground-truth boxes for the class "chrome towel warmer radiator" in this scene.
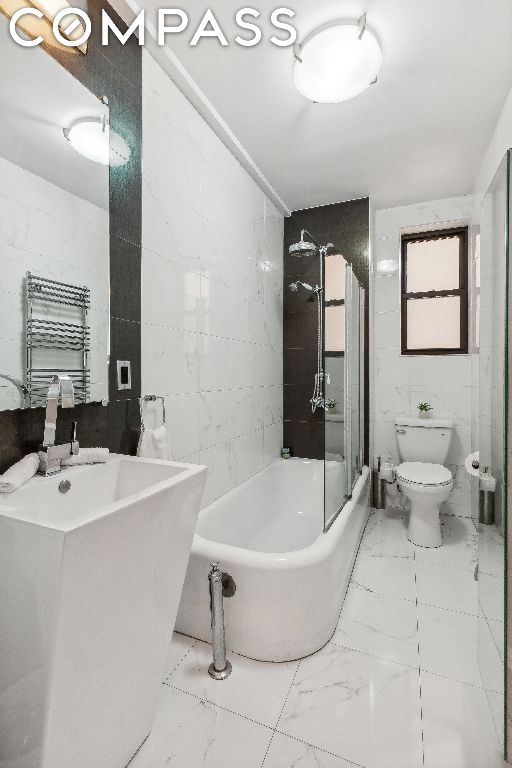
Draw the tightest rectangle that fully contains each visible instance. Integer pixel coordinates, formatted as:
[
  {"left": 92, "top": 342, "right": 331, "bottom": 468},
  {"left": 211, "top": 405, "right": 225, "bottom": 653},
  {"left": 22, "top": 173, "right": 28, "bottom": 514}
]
[{"left": 26, "top": 272, "right": 90, "bottom": 407}]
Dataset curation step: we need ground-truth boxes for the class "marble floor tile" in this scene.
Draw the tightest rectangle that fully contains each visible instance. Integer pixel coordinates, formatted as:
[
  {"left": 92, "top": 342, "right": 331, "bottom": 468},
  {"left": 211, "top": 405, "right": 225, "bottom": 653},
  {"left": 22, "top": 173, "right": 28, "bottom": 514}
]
[
  {"left": 478, "top": 524, "right": 505, "bottom": 579},
  {"left": 277, "top": 644, "right": 423, "bottom": 768},
  {"left": 415, "top": 560, "right": 477, "bottom": 615},
  {"left": 162, "top": 632, "right": 196, "bottom": 681},
  {"left": 417, "top": 603, "right": 482, "bottom": 686},
  {"left": 332, "top": 583, "right": 420, "bottom": 668},
  {"left": 484, "top": 689, "right": 505, "bottom": 748},
  {"left": 128, "top": 686, "right": 273, "bottom": 768},
  {"left": 488, "top": 618, "right": 505, "bottom": 660},
  {"left": 168, "top": 640, "right": 299, "bottom": 728},
  {"left": 359, "top": 508, "right": 414, "bottom": 558},
  {"left": 477, "top": 614, "right": 504, "bottom": 694},
  {"left": 350, "top": 550, "right": 416, "bottom": 602},
  {"left": 414, "top": 514, "right": 477, "bottom": 572},
  {"left": 479, "top": 573, "right": 505, "bottom": 622},
  {"left": 421, "top": 672, "right": 504, "bottom": 768},
  {"left": 263, "top": 733, "right": 359, "bottom": 768}
]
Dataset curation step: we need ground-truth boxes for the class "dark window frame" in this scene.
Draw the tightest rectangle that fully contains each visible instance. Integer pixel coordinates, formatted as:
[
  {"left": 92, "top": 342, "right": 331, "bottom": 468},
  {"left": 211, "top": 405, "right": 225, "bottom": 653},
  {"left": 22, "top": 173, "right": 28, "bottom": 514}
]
[{"left": 401, "top": 227, "right": 469, "bottom": 356}]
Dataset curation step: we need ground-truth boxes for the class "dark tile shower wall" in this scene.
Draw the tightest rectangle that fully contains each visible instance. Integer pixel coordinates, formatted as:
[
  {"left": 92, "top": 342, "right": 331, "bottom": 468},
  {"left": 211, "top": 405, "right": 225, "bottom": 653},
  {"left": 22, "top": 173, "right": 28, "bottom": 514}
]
[
  {"left": 0, "top": 0, "right": 142, "bottom": 472},
  {"left": 283, "top": 198, "right": 370, "bottom": 462}
]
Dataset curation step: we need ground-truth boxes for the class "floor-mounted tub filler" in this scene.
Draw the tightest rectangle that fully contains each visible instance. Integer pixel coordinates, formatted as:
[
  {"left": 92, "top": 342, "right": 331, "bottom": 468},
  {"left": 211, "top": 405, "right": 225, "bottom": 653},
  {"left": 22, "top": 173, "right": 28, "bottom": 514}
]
[{"left": 176, "top": 457, "right": 370, "bottom": 662}]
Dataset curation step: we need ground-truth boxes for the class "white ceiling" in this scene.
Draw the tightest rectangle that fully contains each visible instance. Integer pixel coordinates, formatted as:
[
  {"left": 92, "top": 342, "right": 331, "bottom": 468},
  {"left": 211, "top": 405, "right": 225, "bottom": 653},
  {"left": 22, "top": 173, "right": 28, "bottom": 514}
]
[
  {"left": 118, "top": 0, "right": 512, "bottom": 213},
  {"left": 0, "top": 19, "right": 109, "bottom": 210}
]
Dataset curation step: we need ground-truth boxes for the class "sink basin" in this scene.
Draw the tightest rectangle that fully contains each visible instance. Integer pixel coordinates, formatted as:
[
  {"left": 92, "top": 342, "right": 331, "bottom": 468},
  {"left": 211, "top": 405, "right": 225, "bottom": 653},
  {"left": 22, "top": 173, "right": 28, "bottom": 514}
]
[
  {"left": 0, "top": 454, "right": 206, "bottom": 768},
  {"left": 0, "top": 454, "right": 201, "bottom": 531}
]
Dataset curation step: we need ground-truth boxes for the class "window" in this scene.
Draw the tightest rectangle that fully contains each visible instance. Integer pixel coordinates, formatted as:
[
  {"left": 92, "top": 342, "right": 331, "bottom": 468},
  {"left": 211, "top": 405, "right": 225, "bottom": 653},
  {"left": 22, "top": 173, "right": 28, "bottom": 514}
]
[
  {"left": 324, "top": 253, "right": 346, "bottom": 355},
  {"left": 401, "top": 228, "right": 468, "bottom": 355}
]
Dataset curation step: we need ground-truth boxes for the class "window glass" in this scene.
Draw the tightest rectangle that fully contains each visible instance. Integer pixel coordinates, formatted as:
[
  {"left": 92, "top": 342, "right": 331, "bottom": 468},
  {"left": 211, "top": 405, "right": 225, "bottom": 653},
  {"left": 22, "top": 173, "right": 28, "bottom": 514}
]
[
  {"left": 406, "top": 236, "right": 460, "bottom": 292},
  {"left": 325, "top": 305, "right": 345, "bottom": 352},
  {"left": 406, "top": 296, "right": 461, "bottom": 350},
  {"left": 325, "top": 254, "right": 346, "bottom": 301}
]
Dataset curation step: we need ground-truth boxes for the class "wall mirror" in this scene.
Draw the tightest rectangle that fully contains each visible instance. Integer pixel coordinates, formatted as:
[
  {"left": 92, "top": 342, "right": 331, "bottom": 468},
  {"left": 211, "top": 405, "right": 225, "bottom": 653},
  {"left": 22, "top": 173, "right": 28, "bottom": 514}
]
[{"left": 0, "top": 23, "right": 110, "bottom": 410}]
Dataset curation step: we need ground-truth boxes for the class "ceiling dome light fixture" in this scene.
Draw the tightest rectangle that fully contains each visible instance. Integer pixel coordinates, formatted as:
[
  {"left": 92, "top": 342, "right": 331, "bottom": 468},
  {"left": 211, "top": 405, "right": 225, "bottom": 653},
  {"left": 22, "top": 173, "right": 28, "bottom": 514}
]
[
  {"left": 63, "top": 116, "right": 131, "bottom": 167},
  {"left": 293, "top": 14, "right": 382, "bottom": 104}
]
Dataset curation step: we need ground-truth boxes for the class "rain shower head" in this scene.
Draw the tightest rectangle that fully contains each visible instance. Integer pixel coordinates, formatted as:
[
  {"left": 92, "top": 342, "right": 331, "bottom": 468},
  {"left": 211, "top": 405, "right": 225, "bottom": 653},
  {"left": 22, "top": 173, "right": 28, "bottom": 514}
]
[
  {"left": 289, "top": 240, "right": 317, "bottom": 257},
  {"left": 289, "top": 230, "right": 319, "bottom": 257}
]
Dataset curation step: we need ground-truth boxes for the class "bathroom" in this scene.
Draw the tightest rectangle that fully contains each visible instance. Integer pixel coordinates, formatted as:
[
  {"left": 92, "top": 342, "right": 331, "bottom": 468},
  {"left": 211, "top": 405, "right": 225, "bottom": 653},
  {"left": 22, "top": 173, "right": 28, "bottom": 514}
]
[{"left": 0, "top": 1, "right": 510, "bottom": 767}]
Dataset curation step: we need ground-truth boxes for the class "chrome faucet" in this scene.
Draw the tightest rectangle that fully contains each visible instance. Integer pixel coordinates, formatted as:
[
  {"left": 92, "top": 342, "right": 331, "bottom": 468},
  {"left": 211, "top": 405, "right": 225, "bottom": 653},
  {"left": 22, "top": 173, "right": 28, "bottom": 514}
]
[{"left": 38, "top": 375, "right": 79, "bottom": 476}]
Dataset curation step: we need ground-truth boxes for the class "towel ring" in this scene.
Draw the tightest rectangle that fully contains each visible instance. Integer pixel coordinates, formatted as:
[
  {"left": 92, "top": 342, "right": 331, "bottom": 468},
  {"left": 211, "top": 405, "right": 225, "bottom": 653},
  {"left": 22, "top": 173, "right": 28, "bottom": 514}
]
[{"left": 139, "top": 395, "right": 166, "bottom": 430}]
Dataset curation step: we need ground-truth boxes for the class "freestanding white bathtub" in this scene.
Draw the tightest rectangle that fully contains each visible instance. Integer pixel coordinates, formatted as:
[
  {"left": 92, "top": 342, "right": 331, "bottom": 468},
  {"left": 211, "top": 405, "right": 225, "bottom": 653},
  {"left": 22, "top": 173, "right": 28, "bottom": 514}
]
[{"left": 176, "top": 458, "right": 370, "bottom": 662}]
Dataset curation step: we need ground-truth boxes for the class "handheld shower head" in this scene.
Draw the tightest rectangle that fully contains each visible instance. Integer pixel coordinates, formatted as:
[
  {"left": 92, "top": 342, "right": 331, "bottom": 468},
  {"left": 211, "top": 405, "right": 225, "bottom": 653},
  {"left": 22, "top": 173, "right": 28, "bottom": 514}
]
[{"left": 289, "top": 281, "right": 314, "bottom": 293}]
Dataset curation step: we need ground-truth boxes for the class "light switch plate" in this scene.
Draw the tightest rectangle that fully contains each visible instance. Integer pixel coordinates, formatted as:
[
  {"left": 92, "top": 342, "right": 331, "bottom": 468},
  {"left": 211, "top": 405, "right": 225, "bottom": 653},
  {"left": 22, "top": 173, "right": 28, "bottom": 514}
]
[{"left": 117, "top": 360, "right": 131, "bottom": 391}]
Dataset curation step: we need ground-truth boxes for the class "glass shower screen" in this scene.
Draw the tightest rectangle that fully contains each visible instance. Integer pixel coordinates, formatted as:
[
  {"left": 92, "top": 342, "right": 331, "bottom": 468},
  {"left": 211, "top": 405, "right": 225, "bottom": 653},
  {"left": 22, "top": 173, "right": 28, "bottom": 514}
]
[{"left": 324, "top": 261, "right": 365, "bottom": 530}]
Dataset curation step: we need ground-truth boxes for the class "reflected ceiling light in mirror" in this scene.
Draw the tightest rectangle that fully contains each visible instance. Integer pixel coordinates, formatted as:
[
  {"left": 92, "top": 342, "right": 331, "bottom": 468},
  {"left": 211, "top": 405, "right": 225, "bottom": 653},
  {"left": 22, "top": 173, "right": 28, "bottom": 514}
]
[
  {"left": 0, "top": 0, "right": 89, "bottom": 54},
  {"left": 293, "top": 14, "right": 382, "bottom": 104},
  {"left": 63, "top": 116, "right": 131, "bottom": 167}
]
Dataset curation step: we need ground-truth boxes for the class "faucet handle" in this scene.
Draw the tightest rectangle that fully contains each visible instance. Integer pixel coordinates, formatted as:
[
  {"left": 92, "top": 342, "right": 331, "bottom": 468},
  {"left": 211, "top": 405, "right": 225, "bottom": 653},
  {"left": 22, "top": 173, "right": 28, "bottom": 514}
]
[
  {"left": 60, "top": 375, "right": 75, "bottom": 408},
  {"left": 70, "top": 420, "right": 79, "bottom": 455}
]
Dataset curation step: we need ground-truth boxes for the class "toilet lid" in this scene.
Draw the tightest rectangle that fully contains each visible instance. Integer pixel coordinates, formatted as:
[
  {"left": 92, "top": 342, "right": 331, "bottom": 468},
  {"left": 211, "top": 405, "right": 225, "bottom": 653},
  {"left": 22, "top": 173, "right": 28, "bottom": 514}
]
[{"left": 397, "top": 462, "right": 452, "bottom": 487}]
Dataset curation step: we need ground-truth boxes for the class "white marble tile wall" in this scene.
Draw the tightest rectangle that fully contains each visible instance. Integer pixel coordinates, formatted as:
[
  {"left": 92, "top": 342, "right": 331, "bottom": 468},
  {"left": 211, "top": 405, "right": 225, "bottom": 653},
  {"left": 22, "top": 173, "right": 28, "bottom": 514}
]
[
  {"left": 141, "top": 52, "right": 284, "bottom": 508},
  {"left": 372, "top": 195, "right": 476, "bottom": 518},
  {"left": 0, "top": 156, "right": 109, "bottom": 409}
]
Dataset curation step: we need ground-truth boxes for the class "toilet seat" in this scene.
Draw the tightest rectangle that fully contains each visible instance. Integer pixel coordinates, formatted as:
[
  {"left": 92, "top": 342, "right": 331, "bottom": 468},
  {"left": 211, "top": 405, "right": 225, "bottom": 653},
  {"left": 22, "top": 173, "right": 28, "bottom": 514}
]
[{"left": 397, "top": 461, "right": 452, "bottom": 488}]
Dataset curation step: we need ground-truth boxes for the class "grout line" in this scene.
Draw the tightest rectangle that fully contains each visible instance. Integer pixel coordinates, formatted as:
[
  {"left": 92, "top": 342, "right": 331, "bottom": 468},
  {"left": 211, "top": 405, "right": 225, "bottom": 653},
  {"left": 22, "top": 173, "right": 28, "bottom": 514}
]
[
  {"left": 327, "top": 637, "right": 420, "bottom": 670},
  {"left": 349, "top": 579, "right": 418, "bottom": 605},
  {"left": 416, "top": 599, "right": 478, "bottom": 618},
  {"left": 480, "top": 604, "right": 505, "bottom": 663},
  {"left": 161, "top": 637, "right": 198, "bottom": 684},
  {"left": 273, "top": 659, "right": 301, "bottom": 731},
  {"left": 174, "top": 421, "right": 283, "bottom": 462},
  {"left": 168, "top": 683, "right": 275, "bottom": 730},
  {"left": 268, "top": 731, "right": 367, "bottom": 768},
  {"left": 482, "top": 687, "right": 506, "bottom": 751},
  {"left": 479, "top": 569, "right": 505, "bottom": 579},
  {"left": 414, "top": 557, "right": 478, "bottom": 575},
  {"left": 420, "top": 668, "right": 503, "bottom": 694},
  {"left": 260, "top": 731, "right": 276, "bottom": 766},
  {"left": 414, "top": 550, "right": 426, "bottom": 766}
]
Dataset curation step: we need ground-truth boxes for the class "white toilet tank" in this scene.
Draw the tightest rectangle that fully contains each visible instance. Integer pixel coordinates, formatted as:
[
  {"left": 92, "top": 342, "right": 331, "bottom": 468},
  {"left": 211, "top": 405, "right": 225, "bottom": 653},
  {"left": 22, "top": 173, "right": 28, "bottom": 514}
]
[{"left": 395, "top": 417, "right": 453, "bottom": 464}]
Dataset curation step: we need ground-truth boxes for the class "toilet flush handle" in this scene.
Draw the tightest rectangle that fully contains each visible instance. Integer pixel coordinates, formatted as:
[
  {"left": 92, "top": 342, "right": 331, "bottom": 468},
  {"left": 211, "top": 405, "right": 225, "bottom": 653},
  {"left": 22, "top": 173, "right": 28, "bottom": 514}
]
[{"left": 396, "top": 429, "right": 406, "bottom": 435}]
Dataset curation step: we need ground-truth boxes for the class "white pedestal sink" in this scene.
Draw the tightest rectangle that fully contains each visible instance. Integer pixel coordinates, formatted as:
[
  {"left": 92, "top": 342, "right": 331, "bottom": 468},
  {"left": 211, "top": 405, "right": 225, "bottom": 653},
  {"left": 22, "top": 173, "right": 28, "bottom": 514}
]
[{"left": 0, "top": 454, "right": 206, "bottom": 768}]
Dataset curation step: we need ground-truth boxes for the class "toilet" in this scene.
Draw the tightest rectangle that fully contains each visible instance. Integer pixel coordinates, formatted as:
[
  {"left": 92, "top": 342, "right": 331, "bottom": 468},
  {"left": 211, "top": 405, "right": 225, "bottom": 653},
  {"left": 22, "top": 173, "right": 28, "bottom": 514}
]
[{"left": 395, "top": 417, "right": 454, "bottom": 548}]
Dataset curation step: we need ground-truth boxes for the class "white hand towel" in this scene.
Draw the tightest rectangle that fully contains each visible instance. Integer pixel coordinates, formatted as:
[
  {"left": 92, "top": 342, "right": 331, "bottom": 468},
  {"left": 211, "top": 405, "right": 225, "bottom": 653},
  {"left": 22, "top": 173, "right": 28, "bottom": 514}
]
[
  {"left": 62, "top": 448, "right": 110, "bottom": 467},
  {"left": 137, "top": 426, "right": 171, "bottom": 460},
  {"left": 0, "top": 453, "right": 39, "bottom": 493}
]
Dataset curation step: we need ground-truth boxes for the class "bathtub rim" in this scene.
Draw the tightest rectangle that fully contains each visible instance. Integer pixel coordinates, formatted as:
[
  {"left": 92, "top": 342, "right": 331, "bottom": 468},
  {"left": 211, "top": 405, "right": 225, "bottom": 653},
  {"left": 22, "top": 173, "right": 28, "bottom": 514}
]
[{"left": 192, "top": 465, "right": 370, "bottom": 569}]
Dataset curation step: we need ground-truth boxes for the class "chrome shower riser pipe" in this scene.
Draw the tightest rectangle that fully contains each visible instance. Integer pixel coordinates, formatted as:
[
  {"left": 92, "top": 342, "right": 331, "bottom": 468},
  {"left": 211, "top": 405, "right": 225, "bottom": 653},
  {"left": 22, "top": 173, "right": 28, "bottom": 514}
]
[{"left": 208, "top": 563, "right": 232, "bottom": 680}]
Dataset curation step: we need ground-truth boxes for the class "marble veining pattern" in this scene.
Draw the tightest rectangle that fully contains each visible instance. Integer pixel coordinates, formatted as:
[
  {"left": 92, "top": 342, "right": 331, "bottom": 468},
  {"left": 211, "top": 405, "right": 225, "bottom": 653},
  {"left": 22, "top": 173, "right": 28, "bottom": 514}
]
[
  {"left": 128, "top": 508, "right": 503, "bottom": 768},
  {"left": 141, "top": 51, "right": 284, "bottom": 510}
]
